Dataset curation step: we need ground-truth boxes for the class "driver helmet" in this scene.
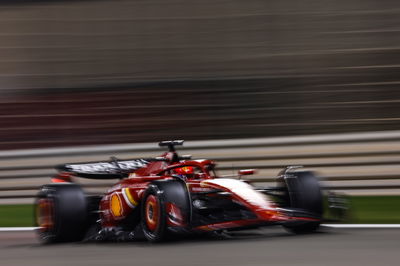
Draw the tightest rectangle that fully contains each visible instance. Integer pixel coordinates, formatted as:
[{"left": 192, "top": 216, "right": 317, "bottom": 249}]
[{"left": 174, "top": 166, "right": 194, "bottom": 175}]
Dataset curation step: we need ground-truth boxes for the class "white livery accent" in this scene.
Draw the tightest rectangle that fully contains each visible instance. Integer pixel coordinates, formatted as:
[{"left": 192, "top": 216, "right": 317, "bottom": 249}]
[
  {"left": 121, "top": 188, "right": 136, "bottom": 209},
  {"left": 202, "top": 178, "right": 273, "bottom": 209}
]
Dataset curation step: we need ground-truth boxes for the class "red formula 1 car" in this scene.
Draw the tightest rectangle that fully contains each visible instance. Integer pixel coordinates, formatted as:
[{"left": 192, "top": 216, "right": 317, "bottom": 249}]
[{"left": 35, "top": 140, "right": 326, "bottom": 243}]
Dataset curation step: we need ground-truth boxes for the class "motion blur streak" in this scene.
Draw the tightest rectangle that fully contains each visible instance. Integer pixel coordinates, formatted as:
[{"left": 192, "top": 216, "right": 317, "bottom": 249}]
[
  {"left": 0, "top": 1, "right": 400, "bottom": 148},
  {"left": 4, "top": 224, "right": 400, "bottom": 231}
]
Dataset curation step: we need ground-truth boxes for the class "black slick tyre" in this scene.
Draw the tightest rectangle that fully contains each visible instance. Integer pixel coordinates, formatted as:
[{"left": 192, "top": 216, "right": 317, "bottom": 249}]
[
  {"left": 280, "top": 171, "right": 323, "bottom": 234},
  {"left": 35, "top": 183, "right": 89, "bottom": 243},
  {"left": 141, "top": 180, "right": 191, "bottom": 242},
  {"left": 141, "top": 184, "right": 167, "bottom": 242}
]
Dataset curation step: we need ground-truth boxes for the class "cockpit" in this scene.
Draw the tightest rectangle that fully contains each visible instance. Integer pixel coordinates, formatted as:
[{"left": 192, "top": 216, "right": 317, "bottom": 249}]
[{"left": 158, "top": 161, "right": 217, "bottom": 180}]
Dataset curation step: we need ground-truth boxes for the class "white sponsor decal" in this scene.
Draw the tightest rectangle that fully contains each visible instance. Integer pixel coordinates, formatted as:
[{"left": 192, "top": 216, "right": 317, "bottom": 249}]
[
  {"left": 67, "top": 159, "right": 148, "bottom": 173},
  {"left": 191, "top": 187, "right": 214, "bottom": 192}
]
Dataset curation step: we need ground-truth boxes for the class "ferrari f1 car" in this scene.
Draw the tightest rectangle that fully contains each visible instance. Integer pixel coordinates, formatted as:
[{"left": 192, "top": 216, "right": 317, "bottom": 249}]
[{"left": 35, "top": 140, "right": 329, "bottom": 243}]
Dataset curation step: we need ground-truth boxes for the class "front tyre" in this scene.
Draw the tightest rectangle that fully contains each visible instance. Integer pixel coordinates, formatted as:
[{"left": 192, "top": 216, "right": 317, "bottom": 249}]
[{"left": 279, "top": 170, "right": 323, "bottom": 234}]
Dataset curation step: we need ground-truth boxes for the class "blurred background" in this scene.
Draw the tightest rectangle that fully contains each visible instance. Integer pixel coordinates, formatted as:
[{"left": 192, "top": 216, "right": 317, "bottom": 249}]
[
  {"left": 1, "top": 0, "right": 400, "bottom": 213},
  {"left": 1, "top": 0, "right": 400, "bottom": 148}
]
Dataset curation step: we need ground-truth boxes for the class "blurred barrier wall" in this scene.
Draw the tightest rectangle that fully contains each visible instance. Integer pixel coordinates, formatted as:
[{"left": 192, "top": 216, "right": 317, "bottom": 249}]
[
  {"left": 1, "top": 1, "right": 400, "bottom": 149},
  {"left": 1, "top": 0, "right": 400, "bottom": 89},
  {"left": 1, "top": 130, "right": 400, "bottom": 204}
]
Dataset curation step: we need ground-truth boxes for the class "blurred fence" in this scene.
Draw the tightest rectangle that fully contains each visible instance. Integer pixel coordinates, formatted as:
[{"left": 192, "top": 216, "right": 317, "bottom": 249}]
[{"left": 1, "top": 130, "right": 400, "bottom": 204}]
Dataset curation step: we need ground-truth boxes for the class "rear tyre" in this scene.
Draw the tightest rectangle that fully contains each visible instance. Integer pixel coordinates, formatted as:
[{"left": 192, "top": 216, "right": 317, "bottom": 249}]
[
  {"left": 141, "top": 185, "right": 167, "bottom": 242},
  {"left": 279, "top": 171, "right": 323, "bottom": 233},
  {"left": 141, "top": 180, "right": 190, "bottom": 242},
  {"left": 35, "top": 183, "right": 89, "bottom": 243}
]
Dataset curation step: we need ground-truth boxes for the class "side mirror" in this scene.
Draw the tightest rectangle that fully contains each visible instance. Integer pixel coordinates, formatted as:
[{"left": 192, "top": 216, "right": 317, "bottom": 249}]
[{"left": 238, "top": 169, "right": 256, "bottom": 176}]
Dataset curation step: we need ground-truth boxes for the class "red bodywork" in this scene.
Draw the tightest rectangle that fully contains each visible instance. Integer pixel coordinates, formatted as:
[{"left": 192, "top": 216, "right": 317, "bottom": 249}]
[{"left": 84, "top": 151, "right": 319, "bottom": 231}]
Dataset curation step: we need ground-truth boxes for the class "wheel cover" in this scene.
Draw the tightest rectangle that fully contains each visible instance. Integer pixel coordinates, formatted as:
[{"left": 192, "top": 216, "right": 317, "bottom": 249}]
[
  {"left": 36, "top": 198, "right": 54, "bottom": 232},
  {"left": 145, "top": 195, "right": 159, "bottom": 232}
]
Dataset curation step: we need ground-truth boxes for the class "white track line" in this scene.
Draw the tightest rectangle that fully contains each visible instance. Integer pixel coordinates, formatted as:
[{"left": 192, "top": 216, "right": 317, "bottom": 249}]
[
  {"left": 1, "top": 225, "right": 400, "bottom": 232},
  {"left": 322, "top": 224, "right": 400, "bottom": 228},
  {"left": 0, "top": 227, "right": 37, "bottom": 232}
]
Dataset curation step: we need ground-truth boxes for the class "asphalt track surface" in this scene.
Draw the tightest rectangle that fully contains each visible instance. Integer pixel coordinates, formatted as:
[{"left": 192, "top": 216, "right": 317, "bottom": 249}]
[{"left": 0, "top": 227, "right": 398, "bottom": 266}]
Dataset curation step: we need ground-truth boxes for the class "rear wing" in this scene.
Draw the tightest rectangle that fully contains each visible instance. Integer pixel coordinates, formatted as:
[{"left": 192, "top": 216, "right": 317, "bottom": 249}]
[{"left": 56, "top": 158, "right": 151, "bottom": 179}]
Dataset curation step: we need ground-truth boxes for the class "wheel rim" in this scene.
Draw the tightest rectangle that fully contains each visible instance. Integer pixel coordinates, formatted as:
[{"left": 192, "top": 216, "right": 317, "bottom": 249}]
[
  {"left": 36, "top": 198, "right": 54, "bottom": 232},
  {"left": 145, "top": 195, "right": 159, "bottom": 232}
]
